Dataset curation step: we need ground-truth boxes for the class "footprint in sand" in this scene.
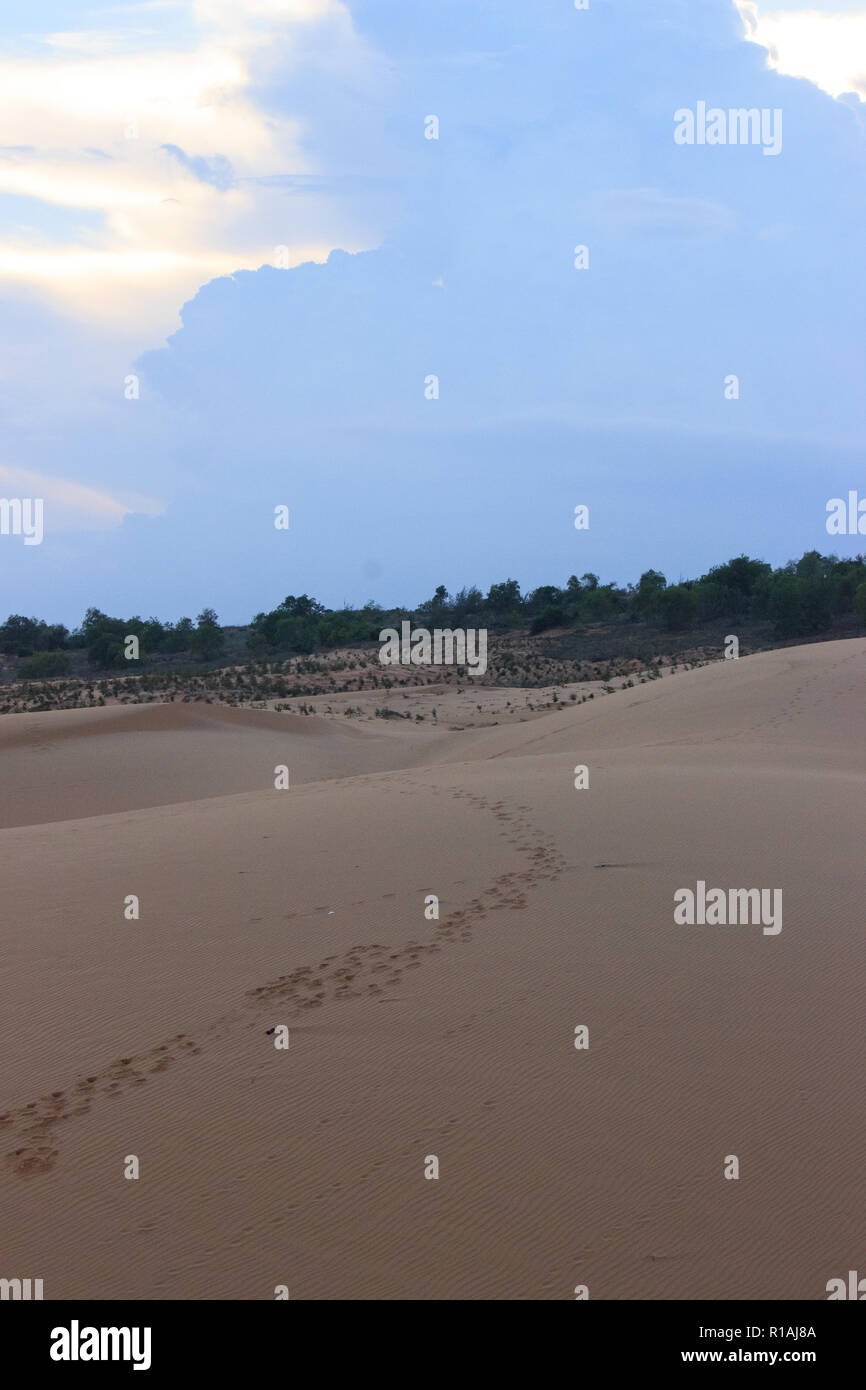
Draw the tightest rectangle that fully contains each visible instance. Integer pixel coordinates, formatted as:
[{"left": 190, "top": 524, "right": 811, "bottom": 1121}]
[{"left": 5, "top": 1142, "right": 58, "bottom": 1177}]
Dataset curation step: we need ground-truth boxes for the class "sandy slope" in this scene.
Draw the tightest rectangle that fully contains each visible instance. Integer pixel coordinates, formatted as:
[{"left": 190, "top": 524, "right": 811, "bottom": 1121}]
[
  {"left": 0, "top": 638, "right": 863, "bottom": 1299},
  {"left": 0, "top": 701, "right": 448, "bottom": 829}
]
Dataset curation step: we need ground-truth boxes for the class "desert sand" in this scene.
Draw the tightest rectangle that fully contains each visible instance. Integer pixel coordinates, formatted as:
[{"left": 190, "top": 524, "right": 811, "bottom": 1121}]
[{"left": 1, "top": 637, "right": 863, "bottom": 1299}]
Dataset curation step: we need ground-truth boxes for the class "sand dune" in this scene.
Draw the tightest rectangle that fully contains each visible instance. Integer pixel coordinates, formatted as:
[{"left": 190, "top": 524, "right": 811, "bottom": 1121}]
[
  {"left": 1, "top": 639, "right": 863, "bottom": 1299},
  {"left": 0, "top": 700, "right": 443, "bottom": 830}
]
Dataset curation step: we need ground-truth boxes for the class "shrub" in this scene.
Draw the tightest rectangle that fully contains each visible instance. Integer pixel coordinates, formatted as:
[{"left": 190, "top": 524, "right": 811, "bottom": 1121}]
[
  {"left": 18, "top": 651, "right": 71, "bottom": 679},
  {"left": 530, "top": 606, "right": 564, "bottom": 634}
]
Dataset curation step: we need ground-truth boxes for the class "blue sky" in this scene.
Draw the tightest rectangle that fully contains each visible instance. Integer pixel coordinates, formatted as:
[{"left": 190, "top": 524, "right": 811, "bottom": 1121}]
[{"left": 1, "top": 0, "right": 864, "bottom": 625}]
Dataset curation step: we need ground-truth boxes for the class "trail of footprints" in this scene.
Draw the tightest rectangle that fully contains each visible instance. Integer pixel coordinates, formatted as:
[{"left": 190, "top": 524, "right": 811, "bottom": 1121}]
[
  {"left": 245, "top": 790, "right": 563, "bottom": 1016},
  {"left": 1, "top": 1036, "right": 203, "bottom": 1176},
  {"left": 2, "top": 789, "right": 563, "bottom": 1176}
]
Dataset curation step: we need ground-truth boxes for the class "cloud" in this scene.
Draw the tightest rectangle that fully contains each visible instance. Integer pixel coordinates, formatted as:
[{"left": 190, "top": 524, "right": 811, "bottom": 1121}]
[
  {"left": 0, "top": 463, "right": 163, "bottom": 532},
  {"left": 160, "top": 143, "right": 235, "bottom": 189},
  {"left": 2, "top": 0, "right": 865, "bottom": 626},
  {"left": 192, "top": 0, "right": 345, "bottom": 27},
  {"left": 0, "top": 0, "right": 374, "bottom": 327},
  {"left": 577, "top": 188, "right": 737, "bottom": 240},
  {"left": 736, "top": 3, "right": 866, "bottom": 100}
]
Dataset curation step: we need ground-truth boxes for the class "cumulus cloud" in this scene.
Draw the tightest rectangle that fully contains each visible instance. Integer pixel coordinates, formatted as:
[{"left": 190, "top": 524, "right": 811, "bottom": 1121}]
[
  {"left": 736, "top": 2, "right": 866, "bottom": 100},
  {"left": 0, "top": 0, "right": 374, "bottom": 327}
]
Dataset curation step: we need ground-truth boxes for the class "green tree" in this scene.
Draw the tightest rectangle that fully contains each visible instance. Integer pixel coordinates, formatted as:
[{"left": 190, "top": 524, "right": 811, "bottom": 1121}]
[
  {"left": 164, "top": 617, "right": 195, "bottom": 652},
  {"left": 279, "top": 595, "right": 325, "bottom": 618},
  {"left": 485, "top": 579, "right": 522, "bottom": 613},
  {"left": 0, "top": 615, "right": 68, "bottom": 655},
  {"left": 634, "top": 569, "right": 666, "bottom": 618},
  {"left": 527, "top": 584, "right": 563, "bottom": 613},
  {"left": 701, "top": 555, "right": 771, "bottom": 597},
  {"left": 418, "top": 584, "right": 450, "bottom": 624},
  {"left": 191, "top": 608, "right": 225, "bottom": 661},
  {"left": 84, "top": 615, "right": 128, "bottom": 667},
  {"left": 450, "top": 586, "right": 483, "bottom": 624},
  {"left": 764, "top": 575, "right": 832, "bottom": 638},
  {"left": 657, "top": 584, "right": 699, "bottom": 631}
]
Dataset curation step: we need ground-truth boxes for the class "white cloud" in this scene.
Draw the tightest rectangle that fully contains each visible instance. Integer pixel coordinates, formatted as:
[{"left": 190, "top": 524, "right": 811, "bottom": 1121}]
[
  {"left": 736, "top": 3, "right": 866, "bottom": 100},
  {"left": 193, "top": 0, "right": 345, "bottom": 25},
  {"left": 0, "top": 0, "right": 370, "bottom": 328}
]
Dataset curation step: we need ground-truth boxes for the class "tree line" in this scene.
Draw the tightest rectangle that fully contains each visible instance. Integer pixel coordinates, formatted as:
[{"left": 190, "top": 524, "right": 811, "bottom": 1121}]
[{"left": 2, "top": 551, "right": 864, "bottom": 677}]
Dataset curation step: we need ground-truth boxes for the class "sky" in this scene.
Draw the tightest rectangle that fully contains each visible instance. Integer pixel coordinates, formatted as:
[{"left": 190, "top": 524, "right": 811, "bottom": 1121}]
[{"left": 0, "top": 0, "right": 864, "bottom": 626}]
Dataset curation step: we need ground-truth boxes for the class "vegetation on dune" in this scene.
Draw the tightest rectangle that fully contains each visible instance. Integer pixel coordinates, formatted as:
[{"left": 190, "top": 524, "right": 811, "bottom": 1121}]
[
  {"left": 16, "top": 650, "right": 71, "bottom": 679},
  {"left": 0, "top": 551, "right": 863, "bottom": 715},
  {"left": 221, "top": 551, "right": 866, "bottom": 655},
  {"left": 0, "top": 607, "right": 224, "bottom": 668}
]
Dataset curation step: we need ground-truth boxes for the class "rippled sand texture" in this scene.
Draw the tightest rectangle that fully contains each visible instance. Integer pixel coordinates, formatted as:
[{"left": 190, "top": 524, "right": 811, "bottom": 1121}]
[{"left": 1, "top": 638, "right": 863, "bottom": 1298}]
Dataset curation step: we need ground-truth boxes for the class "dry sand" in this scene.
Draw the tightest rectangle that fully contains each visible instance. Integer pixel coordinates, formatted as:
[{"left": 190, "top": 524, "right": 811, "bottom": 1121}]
[{"left": 1, "top": 637, "right": 863, "bottom": 1299}]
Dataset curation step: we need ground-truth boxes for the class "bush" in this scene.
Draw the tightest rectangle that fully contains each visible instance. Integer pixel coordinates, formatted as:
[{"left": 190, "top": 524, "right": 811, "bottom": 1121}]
[
  {"left": 764, "top": 575, "right": 832, "bottom": 639},
  {"left": 0, "top": 615, "right": 69, "bottom": 656},
  {"left": 530, "top": 606, "right": 564, "bottom": 634},
  {"left": 191, "top": 608, "right": 226, "bottom": 662},
  {"left": 18, "top": 650, "right": 71, "bottom": 679},
  {"left": 657, "top": 584, "right": 699, "bottom": 631}
]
